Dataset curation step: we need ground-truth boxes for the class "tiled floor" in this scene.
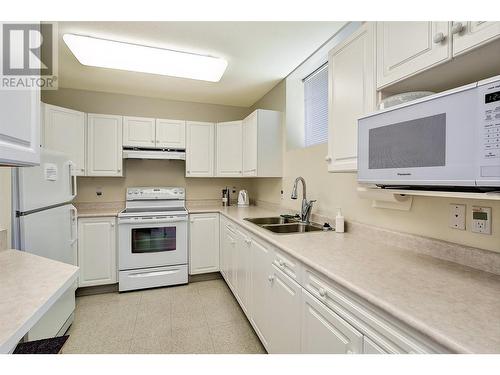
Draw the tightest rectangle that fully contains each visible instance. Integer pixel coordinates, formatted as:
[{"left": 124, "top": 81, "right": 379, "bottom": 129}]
[{"left": 61, "top": 279, "right": 266, "bottom": 354}]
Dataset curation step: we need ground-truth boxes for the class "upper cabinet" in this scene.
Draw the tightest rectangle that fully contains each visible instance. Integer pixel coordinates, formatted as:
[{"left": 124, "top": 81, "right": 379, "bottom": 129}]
[
  {"left": 123, "top": 116, "right": 186, "bottom": 149},
  {"left": 452, "top": 21, "right": 500, "bottom": 57},
  {"left": 0, "top": 87, "right": 40, "bottom": 166},
  {"left": 216, "top": 121, "right": 243, "bottom": 177},
  {"left": 186, "top": 121, "right": 215, "bottom": 177},
  {"left": 156, "top": 119, "right": 186, "bottom": 149},
  {"left": 242, "top": 109, "right": 282, "bottom": 177},
  {"left": 87, "top": 114, "right": 123, "bottom": 177},
  {"left": 122, "top": 116, "right": 156, "bottom": 148},
  {"left": 42, "top": 104, "right": 86, "bottom": 176},
  {"left": 327, "top": 22, "right": 376, "bottom": 172},
  {"left": 376, "top": 22, "right": 451, "bottom": 89}
]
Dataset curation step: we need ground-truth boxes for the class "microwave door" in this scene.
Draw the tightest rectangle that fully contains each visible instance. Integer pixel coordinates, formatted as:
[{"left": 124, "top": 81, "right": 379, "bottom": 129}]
[{"left": 358, "top": 85, "right": 478, "bottom": 187}]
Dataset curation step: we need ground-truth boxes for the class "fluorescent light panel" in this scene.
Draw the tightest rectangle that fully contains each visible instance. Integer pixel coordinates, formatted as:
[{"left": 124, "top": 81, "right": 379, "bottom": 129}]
[{"left": 63, "top": 34, "right": 227, "bottom": 82}]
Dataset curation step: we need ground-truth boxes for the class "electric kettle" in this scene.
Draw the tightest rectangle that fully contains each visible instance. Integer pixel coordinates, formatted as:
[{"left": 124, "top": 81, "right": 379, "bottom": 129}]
[{"left": 237, "top": 190, "right": 249, "bottom": 207}]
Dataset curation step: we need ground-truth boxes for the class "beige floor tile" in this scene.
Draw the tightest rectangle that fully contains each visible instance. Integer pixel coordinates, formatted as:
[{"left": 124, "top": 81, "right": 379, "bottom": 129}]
[
  {"left": 140, "top": 286, "right": 173, "bottom": 305},
  {"left": 210, "top": 320, "right": 266, "bottom": 354},
  {"left": 170, "top": 326, "right": 214, "bottom": 354},
  {"left": 171, "top": 305, "right": 207, "bottom": 330},
  {"left": 203, "top": 296, "right": 247, "bottom": 327},
  {"left": 129, "top": 335, "right": 172, "bottom": 354},
  {"left": 134, "top": 310, "right": 172, "bottom": 339}
]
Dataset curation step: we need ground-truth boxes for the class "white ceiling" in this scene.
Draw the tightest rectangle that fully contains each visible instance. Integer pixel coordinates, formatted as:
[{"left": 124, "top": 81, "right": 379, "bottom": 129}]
[{"left": 56, "top": 22, "right": 346, "bottom": 107}]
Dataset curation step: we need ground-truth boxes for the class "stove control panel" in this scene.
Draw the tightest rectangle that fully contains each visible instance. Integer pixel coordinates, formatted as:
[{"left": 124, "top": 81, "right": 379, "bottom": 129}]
[{"left": 126, "top": 187, "right": 185, "bottom": 200}]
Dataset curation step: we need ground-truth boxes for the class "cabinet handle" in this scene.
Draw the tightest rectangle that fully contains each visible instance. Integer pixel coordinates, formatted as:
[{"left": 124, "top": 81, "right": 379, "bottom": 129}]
[
  {"left": 432, "top": 32, "right": 445, "bottom": 44},
  {"left": 110, "top": 222, "right": 115, "bottom": 227},
  {"left": 117, "top": 169, "right": 121, "bottom": 172},
  {"left": 451, "top": 22, "right": 465, "bottom": 35},
  {"left": 325, "top": 155, "right": 332, "bottom": 162},
  {"left": 268, "top": 275, "right": 275, "bottom": 282},
  {"left": 278, "top": 259, "right": 285, "bottom": 268},
  {"left": 319, "top": 288, "right": 327, "bottom": 297},
  {"left": 151, "top": 140, "right": 155, "bottom": 143},
  {"left": 347, "top": 349, "right": 354, "bottom": 354},
  {"left": 80, "top": 168, "right": 85, "bottom": 172},
  {"left": 245, "top": 238, "right": 252, "bottom": 245}
]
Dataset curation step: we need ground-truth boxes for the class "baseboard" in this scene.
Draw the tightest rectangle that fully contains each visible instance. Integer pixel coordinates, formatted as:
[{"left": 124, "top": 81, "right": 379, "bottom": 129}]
[
  {"left": 188, "top": 272, "right": 222, "bottom": 283},
  {"left": 76, "top": 283, "right": 118, "bottom": 297}
]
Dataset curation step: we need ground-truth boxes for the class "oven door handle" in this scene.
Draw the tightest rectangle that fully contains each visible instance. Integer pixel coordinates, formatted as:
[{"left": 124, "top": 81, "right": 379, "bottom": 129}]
[{"left": 118, "top": 217, "right": 188, "bottom": 224}]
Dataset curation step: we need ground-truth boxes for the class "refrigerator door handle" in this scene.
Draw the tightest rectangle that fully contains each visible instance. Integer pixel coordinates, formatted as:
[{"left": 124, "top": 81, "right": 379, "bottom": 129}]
[
  {"left": 69, "top": 205, "right": 78, "bottom": 265},
  {"left": 68, "top": 161, "right": 77, "bottom": 198}
]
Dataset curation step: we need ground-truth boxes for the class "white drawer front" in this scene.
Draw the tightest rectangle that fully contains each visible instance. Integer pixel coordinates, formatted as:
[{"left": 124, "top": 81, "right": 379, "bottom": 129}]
[{"left": 272, "top": 247, "right": 302, "bottom": 284}]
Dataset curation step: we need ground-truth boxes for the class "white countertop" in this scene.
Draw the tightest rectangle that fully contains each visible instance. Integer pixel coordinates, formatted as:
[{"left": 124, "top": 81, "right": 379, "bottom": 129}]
[
  {"left": 0, "top": 250, "right": 79, "bottom": 353},
  {"left": 187, "top": 204, "right": 500, "bottom": 353}
]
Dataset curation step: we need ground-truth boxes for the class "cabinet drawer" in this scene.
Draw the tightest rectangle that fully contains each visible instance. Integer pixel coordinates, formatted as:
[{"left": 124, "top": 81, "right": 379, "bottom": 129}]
[
  {"left": 304, "top": 268, "right": 438, "bottom": 353},
  {"left": 272, "top": 247, "right": 302, "bottom": 284}
]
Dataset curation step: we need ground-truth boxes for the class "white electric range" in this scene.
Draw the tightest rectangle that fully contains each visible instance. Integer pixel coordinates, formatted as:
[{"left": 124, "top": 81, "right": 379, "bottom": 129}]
[{"left": 118, "top": 187, "right": 188, "bottom": 292}]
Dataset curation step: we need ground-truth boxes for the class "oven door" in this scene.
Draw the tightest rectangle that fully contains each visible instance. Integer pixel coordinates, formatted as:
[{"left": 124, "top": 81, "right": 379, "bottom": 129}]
[
  {"left": 358, "top": 84, "right": 478, "bottom": 187},
  {"left": 118, "top": 215, "right": 188, "bottom": 270}
]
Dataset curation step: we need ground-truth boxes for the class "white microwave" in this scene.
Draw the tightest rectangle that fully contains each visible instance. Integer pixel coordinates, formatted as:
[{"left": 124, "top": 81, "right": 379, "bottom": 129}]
[{"left": 358, "top": 75, "right": 500, "bottom": 190}]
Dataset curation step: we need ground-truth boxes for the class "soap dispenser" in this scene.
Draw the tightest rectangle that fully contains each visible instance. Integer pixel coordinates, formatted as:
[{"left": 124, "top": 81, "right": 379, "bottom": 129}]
[{"left": 335, "top": 208, "right": 345, "bottom": 233}]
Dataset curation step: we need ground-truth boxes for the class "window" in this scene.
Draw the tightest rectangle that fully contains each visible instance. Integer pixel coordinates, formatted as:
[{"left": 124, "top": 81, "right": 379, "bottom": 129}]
[{"left": 303, "top": 63, "right": 328, "bottom": 147}]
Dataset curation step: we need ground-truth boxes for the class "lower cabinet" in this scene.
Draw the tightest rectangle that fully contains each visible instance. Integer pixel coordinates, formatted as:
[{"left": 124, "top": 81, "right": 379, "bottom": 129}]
[
  {"left": 189, "top": 213, "right": 220, "bottom": 275},
  {"left": 301, "top": 289, "right": 363, "bottom": 354},
  {"left": 77, "top": 217, "right": 117, "bottom": 287},
  {"left": 216, "top": 215, "right": 443, "bottom": 354}
]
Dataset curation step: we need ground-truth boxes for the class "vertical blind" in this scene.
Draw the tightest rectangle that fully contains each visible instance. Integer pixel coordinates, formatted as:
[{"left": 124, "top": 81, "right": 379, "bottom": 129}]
[{"left": 303, "top": 63, "right": 328, "bottom": 147}]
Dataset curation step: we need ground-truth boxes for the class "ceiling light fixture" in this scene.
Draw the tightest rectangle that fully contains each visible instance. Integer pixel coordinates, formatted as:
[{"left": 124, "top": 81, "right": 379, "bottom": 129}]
[{"left": 63, "top": 34, "right": 228, "bottom": 82}]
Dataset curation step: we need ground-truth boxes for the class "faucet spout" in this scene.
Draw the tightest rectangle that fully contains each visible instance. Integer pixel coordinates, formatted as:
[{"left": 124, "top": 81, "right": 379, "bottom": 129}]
[{"left": 291, "top": 177, "right": 315, "bottom": 223}]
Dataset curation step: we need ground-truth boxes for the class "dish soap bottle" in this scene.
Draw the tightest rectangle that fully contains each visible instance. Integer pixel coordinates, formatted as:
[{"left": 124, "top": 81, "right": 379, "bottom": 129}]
[{"left": 335, "top": 208, "right": 345, "bottom": 233}]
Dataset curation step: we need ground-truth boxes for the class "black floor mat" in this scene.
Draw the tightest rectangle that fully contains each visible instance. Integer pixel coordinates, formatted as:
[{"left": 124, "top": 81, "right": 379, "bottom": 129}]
[{"left": 13, "top": 335, "right": 69, "bottom": 354}]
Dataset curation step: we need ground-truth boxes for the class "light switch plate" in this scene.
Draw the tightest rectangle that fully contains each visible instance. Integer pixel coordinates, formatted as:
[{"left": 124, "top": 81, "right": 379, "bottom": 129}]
[
  {"left": 472, "top": 206, "right": 492, "bottom": 235},
  {"left": 449, "top": 204, "right": 466, "bottom": 230}
]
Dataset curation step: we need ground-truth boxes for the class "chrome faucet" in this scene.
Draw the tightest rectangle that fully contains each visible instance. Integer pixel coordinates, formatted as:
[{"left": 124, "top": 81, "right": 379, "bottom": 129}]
[{"left": 291, "top": 177, "right": 316, "bottom": 223}]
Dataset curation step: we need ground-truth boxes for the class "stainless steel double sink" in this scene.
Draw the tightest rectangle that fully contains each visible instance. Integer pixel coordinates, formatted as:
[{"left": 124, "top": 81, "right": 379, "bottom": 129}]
[{"left": 244, "top": 216, "right": 324, "bottom": 234}]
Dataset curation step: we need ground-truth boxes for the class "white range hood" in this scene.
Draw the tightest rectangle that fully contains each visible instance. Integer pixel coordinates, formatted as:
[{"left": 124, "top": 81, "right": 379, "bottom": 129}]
[{"left": 123, "top": 148, "right": 186, "bottom": 160}]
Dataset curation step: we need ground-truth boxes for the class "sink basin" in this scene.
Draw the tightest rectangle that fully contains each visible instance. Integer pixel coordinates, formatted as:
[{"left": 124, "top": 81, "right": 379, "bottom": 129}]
[
  {"left": 262, "top": 223, "right": 323, "bottom": 234},
  {"left": 244, "top": 216, "right": 298, "bottom": 225}
]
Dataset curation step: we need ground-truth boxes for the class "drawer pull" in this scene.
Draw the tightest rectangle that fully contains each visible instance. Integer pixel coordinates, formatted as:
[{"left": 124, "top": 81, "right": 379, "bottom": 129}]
[
  {"left": 268, "top": 275, "right": 275, "bottom": 283},
  {"left": 319, "top": 288, "right": 327, "bottom": 297},
  {"left": 347, "top": 349, "right": 354, "bottom": 354}
]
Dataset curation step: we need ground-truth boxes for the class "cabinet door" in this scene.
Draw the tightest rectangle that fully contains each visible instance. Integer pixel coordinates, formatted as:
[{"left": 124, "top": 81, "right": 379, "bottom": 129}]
[
  {"left": 242, "top": 111, "right": 258, "bottom": 176},
  {"left": 250, "top": 238, "right": 273, "bottom": 348},
  {"left": 376, "top": 22, "right": 451, "bottom": 88},
  {"left": 156, "top": 119, "right": 186, "bottom": 149},
  {"left": 223, "top": 224, "right": 238, "bottom": 290},
  {"left": 267, "top": 265, "right": 302, "bottom": 353},
  {"left": 327, "top": 22, "right": 376, "bottom": 172},
  {"left": 78, "top": 217, "right": 117, "bottom": 287},
  {"left": 216, "top": 121, "right": 243, "bottom": 177},
  {"left": 87, "top": 114, "right": 123, "bottom": 177},
  {"left": 186, "top": 121, "right": 215, "bottom": 177},
  {"left": 452, "top": 21, "right": 500, "bottom": 57},
  {"left": 0, "top": 85, "right": 40, "bottom": 166},
  {"left": 122, "top": 116, "right": 155, "bottom": 148},
  {"left": 43, "top": 104, "right": 86, "bottom": 176},
  {"left": 234, "top": 229, "right": 251, "bottom": 312},
  {"left": 189, "top": 213, "right": 220, "bottom": 275},
  {"left": 301, "top": 290, "right": 363, "bottom": 354}
]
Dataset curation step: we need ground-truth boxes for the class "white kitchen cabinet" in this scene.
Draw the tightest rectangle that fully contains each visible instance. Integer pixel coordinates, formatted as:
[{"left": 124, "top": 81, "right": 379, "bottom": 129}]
[
  {"left": 301, "top": 289, "right": 363, "bottom": 354},
  {"left": 452, "top": 21, "right": 500, "bottom": 57},
  {"left": 363, "top": 337, "right": 389, "bottom": 354},
  {"left": 376, "top": 22, "right": 451, "bottom": 89},
  {"left": 0, "top": 85, "right": 40, "bottom": 166},
  {"left": 327, "top": 22, "right": 376, "bottom": 172},
  {"left": 156, "top": 119, "right": 186, "bottom": 149},
  {"left": 78, "top": 217, "right": 117, "bottom": 287},
  {"left": 42, "top": 104, "right": 86, "bottom": 176},
  {"left": 186, "top": 121, "right": 215, "bottom": 177},
  {"left": 122, "top": 116, "right": 156, "bottom": 148},
  {"left": 249, "top": 237, "right": 274, "bottom": 349},
  {"left": 267, "top": 265, "right": 302, "bottom": 353},
  {"left": 234, "top": 228, "right": 251, "bottom": 312},
  {"left": 87, "top": 114, "right": 123, "bottom": 177},
  {"left": 189, "top": 213, "right": 220, "bottom": 275},
  {"left": 242, "top": 109, "right": 282, "bottom": 177},
  {"left": 216, "top": 121, "right": 243, "bottom": 177},
  {"left": 220, "top": 219, "right": 238, "bottom": 289}
]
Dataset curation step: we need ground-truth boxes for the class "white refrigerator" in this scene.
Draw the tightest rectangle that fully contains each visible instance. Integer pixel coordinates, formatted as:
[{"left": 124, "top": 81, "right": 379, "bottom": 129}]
[{"left": 12, "top": 148, "right": 78, "bottom": 341}]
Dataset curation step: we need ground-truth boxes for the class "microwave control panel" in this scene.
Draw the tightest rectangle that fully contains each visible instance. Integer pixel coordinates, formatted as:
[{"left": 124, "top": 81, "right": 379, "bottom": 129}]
[{"left": 479, "top": 78, "right": 500, "bottom": 183}]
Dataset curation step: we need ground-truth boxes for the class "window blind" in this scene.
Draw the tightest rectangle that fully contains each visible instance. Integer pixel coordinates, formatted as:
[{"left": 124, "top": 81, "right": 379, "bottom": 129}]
[{"left": 303, "top": 64, "right": 328, "bottom": 147}]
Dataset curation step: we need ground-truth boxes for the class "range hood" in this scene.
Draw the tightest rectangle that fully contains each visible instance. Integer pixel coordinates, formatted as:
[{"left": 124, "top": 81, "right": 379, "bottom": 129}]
[{"left": 123, "top": 148, "right": 186, "bottom": 160}]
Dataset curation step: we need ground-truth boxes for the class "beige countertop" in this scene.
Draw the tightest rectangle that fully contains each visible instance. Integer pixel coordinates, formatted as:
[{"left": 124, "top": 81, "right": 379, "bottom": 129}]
[
  {"left": 75, "top": 202, "right": 124, "bottom": 218},
  {"left": 187, "top": 204, "right": 500, "bottom": 353},
  {"left": 0, "top": 250, "right": 79, "bottom": 353}
]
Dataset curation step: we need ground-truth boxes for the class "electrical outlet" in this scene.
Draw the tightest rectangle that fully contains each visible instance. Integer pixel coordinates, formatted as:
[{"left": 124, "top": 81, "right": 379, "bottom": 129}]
[
  {"left": 96, "top": 186, "right": 103, "bottom": 197},
  {"left": 472, "top": 206, "right": 492, "bottom": 235},
  {"left": 449, "top": 204, "right": 466, "bottom": 230}
]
